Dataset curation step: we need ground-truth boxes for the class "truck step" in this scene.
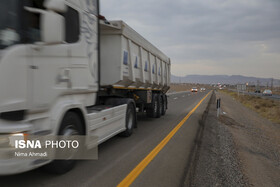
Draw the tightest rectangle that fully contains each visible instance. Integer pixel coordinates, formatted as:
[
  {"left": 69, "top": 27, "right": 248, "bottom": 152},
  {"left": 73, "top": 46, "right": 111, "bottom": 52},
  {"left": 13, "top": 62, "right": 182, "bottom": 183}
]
[{"left": 86, "top": 105, "right": 113, "bottom": 113}]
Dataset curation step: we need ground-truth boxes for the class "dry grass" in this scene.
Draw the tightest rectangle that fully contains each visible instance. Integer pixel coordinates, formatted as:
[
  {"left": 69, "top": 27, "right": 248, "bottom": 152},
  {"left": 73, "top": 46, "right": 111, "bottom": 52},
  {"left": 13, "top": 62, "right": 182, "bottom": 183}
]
[{"left": 220, "top": 90, "right": 280, "bottom": 124}]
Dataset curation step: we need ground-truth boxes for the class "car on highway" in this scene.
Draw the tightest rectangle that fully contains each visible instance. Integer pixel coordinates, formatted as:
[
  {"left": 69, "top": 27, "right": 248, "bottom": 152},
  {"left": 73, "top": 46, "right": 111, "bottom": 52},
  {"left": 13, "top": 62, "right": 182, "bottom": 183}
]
[
  {"left": 191, "top": 87, "right": 198, "bottom": 92},
  {"left": 200, "top": 88, "right": 206, "bottom": 92},
  {"left": 263, "top": 89, "right": 272, "bottom": 96}
]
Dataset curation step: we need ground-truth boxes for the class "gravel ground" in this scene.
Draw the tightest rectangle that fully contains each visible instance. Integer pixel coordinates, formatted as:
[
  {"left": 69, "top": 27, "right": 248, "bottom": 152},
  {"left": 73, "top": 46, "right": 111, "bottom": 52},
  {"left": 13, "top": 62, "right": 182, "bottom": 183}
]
[
  {"left": 189, "top": 91, "right": 280, "bottom": 187},
  {"left": 189, "top": 93, "right": 248, "bottom": 187},
  {"left": 217, "top": 92, "right": 280, "bottom": 187}
]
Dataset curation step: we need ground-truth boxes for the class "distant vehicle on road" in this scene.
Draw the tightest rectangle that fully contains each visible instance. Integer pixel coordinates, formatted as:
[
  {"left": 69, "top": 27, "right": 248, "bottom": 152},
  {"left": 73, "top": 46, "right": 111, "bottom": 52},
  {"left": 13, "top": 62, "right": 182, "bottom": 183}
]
[
  {"left": 263, "top": 89, "right": 272, "bottom": 96},
  {"left": 200, "top": 88, "right": 206, "bottom": 92},
  {"left": 191, "top": 87, "right": 198, "bottom": 92},
  {"left": 255, "top": 90, "right": 261, "bottom": 93}
]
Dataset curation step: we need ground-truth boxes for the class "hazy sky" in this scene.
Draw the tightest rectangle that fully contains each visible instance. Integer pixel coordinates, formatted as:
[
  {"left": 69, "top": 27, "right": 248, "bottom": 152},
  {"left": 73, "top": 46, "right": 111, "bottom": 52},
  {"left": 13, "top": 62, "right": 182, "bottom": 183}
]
[{"left": 101, "top": 0, "right": 280, "bottom": 79}]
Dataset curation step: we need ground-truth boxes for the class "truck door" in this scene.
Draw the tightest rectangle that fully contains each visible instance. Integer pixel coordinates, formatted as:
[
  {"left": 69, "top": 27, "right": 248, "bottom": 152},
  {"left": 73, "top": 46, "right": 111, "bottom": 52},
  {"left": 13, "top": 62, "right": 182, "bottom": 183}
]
[
  {"left": 28, "top": 4, "right": 70, "bottom": 111},
  {"left": 30, "top": 3, "right": 99, "bottom": 111},
  {"left": 30, "top": 44, "right": 69, "bottom": 111}
]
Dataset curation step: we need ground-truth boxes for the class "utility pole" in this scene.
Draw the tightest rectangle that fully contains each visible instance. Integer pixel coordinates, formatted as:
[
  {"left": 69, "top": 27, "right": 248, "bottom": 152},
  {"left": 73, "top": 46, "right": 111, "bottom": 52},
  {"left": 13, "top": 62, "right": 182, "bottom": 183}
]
[
  {"left": 271, "top": 78, "right": 273, "bottom": 91},
  {"left": 256, "top": 80, "right": 260, "bottom": 92},
  {"left": 266, "top": 82, "right": 269, "bottom": 89}
]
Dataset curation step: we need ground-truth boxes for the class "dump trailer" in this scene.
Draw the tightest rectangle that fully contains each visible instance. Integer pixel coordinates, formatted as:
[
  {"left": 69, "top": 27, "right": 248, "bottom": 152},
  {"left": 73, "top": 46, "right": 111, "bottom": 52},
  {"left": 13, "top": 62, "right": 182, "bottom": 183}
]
[
  {"left": 99, "top": 20, "right": 170, "bottom": 116},
  {"left": 0, "top": 0, "right": 170, "bottom": 175}
]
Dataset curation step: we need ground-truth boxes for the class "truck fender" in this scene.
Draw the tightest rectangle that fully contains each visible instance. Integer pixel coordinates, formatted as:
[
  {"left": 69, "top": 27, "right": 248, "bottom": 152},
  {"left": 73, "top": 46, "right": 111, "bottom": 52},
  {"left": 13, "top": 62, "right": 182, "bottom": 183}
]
[
  {"left": 50, "top": 102, "right": 88, "bottom": 135},
  {"left": 105, "top": 98, "right": 137, "bottom": 128}
]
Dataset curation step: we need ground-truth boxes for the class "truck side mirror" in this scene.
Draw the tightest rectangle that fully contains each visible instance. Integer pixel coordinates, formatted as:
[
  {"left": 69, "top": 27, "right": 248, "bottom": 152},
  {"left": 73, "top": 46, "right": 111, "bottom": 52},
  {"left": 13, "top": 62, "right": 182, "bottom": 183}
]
[
  {"left": 25, "top": 7, "right": 65, "bottom": 44},
  {"left": 42, "top": 0, "right": 67, "bottom": 44},
  {"left": 41, "top": 11, "right": 65, "bottom": 44}
]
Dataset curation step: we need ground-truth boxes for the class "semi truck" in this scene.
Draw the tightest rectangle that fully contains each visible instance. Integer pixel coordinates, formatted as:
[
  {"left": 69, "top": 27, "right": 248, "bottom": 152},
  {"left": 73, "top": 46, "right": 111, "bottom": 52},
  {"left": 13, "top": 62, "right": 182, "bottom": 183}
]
[{"left": 0, "top": 0, "right": 171, "bottom": 174}]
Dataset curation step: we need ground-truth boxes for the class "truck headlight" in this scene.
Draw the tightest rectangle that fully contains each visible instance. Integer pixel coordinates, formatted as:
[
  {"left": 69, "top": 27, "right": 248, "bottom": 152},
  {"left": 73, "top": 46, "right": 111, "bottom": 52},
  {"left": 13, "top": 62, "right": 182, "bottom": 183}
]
[
  {"left": 0, "top": 133, "right": 28, "bottom": 148},
  {"left": 9, "top": 133, "right": 27, "bottom": 147}
]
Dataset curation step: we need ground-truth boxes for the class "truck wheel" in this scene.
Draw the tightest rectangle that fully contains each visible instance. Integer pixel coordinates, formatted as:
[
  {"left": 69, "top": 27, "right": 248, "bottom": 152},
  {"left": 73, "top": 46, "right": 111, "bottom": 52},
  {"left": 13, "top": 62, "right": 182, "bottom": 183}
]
[
  {"left": 120, "top": 103, "right": 136, "bottom": 137},
  {"left": 146, "top": 94, "right": 158, "bottom": 118},
  {"left": 156, "top": 94, "right": 162, "bottom": 118},
  {"left": 161, "top": 94, "right": 167, "bottom": 116},
  {"left": 43, "top": 112, "right": 83, "bottom": 174}
]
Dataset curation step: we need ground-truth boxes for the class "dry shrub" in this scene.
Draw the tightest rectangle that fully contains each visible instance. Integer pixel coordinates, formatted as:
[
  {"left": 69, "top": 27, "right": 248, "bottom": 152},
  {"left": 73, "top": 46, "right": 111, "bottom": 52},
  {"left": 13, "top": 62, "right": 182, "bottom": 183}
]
[
  {"left": 255, "top": 105, "right": 260, "bottom": 109},
  {"left": 222, "top": 89, "right": 280, "bottom": 124}
]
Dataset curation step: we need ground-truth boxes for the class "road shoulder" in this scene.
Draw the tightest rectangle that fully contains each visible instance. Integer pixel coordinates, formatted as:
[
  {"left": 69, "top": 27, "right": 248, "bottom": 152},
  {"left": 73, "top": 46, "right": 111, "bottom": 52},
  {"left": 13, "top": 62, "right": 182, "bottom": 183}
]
[
  {"left": 189, "top": 91, "right": 280, "bottom": 187},
  {"left": 187, "top": 92, "right": 247, "bottom": 186},
  {"left": 217, "top": 92, "right": 280, "bottom": 186}
]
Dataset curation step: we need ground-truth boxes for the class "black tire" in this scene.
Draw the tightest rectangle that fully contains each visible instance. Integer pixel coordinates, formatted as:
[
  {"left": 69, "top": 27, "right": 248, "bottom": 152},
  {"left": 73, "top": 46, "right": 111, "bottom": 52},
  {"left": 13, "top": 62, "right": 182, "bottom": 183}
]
[
  {"left": 43, "top": 112, "right": 83, "bottom": 174},
  {"left": 120, "top": 103, "right": 136, "bottom": 137},
  {"left": 156, "top": 94, "right": 162, "bottom": 118},
  {"left": 161, "top": 94, "right": 167, "bottom": 116},
  {"left": 146, "top": 94, "right": 158, "bottom": 118}
]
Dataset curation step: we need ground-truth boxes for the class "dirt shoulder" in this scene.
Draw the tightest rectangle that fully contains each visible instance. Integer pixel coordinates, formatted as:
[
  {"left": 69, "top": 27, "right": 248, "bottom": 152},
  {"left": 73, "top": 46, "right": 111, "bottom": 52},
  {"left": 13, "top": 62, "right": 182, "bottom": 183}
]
[
  {"left": 189, "top": 91, "right": 280, "bottom": 187},
  {"left": 217, "top": 92, "right": 280, "bottom": 186},
  {"left": 189, "top": 93, "right": 247, "bottom": 187}
]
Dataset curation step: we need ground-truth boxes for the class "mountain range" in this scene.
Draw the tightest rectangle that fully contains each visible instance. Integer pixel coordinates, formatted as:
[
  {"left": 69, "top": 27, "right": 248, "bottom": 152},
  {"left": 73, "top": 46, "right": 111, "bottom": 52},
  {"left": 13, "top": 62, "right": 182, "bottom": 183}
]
[{"left": 171, "top": 75, "right": 280, "bottom": 86}]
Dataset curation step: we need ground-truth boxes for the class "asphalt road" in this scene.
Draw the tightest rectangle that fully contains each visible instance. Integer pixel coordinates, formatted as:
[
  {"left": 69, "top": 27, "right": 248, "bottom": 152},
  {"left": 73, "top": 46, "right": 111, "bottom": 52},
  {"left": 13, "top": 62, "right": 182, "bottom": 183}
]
[{"left": 0, "top": 91, "right": 210, "bottom": 187}]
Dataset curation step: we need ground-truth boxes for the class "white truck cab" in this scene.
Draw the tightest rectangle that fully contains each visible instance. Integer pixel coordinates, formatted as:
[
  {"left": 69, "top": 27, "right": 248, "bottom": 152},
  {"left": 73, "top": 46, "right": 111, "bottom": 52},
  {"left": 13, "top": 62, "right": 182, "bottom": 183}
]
[{"left": 0, "top": 0, "right": 170, "bottom": 175}]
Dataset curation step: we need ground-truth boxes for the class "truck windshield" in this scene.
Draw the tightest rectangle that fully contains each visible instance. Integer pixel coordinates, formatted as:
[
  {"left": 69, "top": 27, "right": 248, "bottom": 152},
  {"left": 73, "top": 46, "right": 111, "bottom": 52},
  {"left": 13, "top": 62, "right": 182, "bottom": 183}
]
[
  {"left": 0, "top": 0, "right": 44, "bottom": 50},
  {"left": 0, "top": 0, "right": 21, "bottom": 49}
]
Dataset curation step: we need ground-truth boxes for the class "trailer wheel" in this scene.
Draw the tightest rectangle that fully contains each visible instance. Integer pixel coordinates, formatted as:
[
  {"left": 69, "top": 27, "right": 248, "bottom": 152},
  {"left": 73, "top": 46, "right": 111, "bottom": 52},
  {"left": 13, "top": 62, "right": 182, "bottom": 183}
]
[
  {"left": 43, "top": 111, "right": 83, "bottom": 174},
  {"left": 120, "top": 103, "right": 136, "bottom": 137},
  {"left": 146, "top": 94, "right": 158, "bottom": 118},
  {"left": 161, "top": 94, "right": 167, "bottom": 116},
  {"left": 156, "top": 94, "right": 162, "bottom": 118}
]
